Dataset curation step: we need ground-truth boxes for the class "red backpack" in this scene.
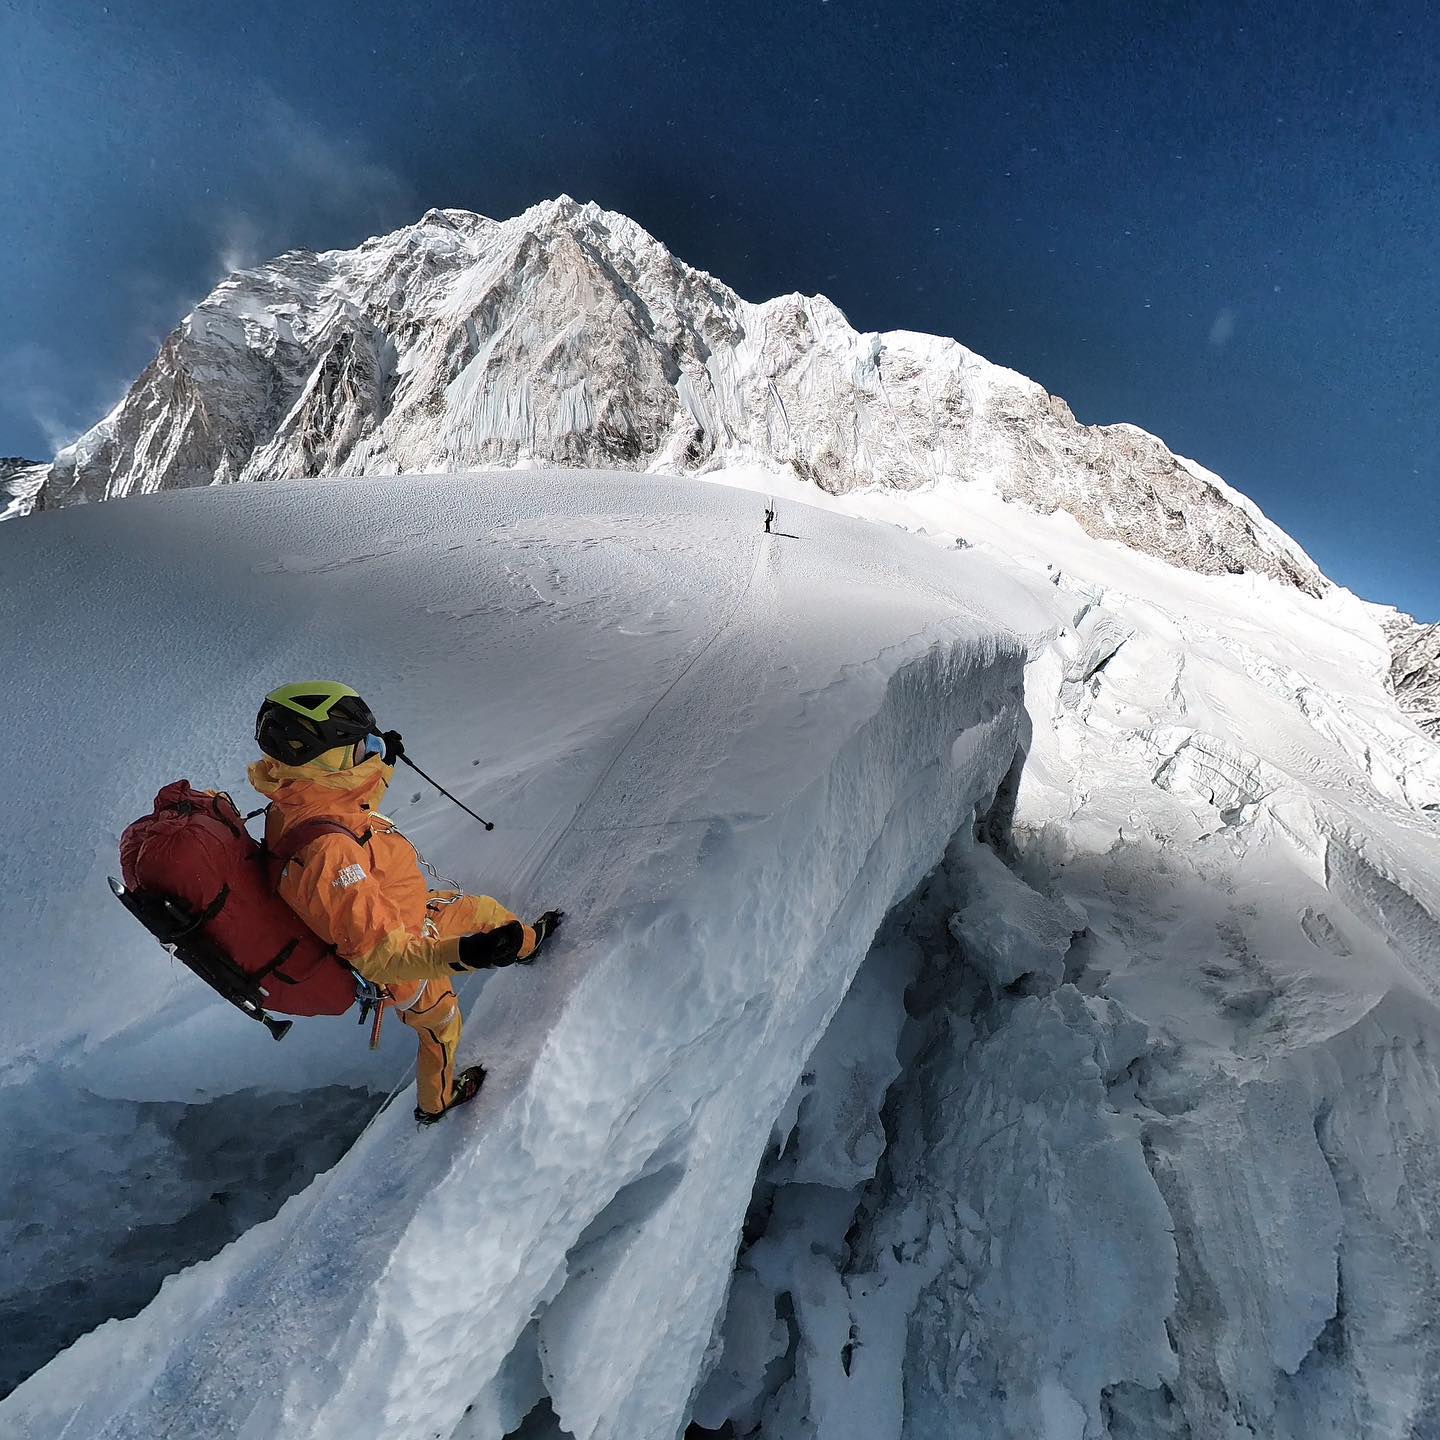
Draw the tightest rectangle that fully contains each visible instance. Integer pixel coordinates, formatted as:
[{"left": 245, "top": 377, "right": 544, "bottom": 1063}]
[{"left": 113, "top": 781, "right": 364, "bottom": 1039}]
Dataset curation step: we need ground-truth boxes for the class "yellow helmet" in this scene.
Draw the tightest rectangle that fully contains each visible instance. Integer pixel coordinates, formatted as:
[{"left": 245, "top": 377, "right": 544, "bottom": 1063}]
[{"left": 254, "top": 682, "right": 376, "bottom": 764}]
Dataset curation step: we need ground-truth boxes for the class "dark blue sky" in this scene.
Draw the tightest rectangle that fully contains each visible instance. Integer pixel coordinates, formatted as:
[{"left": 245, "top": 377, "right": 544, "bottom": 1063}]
[{"left": 5, "top": 0, "right": 1437, "bottom": 618}]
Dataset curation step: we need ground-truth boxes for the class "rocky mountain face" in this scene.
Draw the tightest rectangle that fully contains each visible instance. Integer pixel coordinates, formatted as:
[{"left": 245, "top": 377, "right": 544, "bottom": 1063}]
[
  {"left": 1, "top": 458, "right": 47, "bottom": 522},
  {"left": 14, "top": 196, "right": 1435, "bottom": 726},
  {"left": 1382, "top": 612, "right": 1440, "bottom": 740}
]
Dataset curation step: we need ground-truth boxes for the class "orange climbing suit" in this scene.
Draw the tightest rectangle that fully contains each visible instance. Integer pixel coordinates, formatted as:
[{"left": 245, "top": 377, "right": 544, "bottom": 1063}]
[{"left": 248, "top": 748, "right": 536, "bottom": 1116}]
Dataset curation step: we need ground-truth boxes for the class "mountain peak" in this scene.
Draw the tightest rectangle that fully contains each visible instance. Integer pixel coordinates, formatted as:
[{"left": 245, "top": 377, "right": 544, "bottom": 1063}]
[{"left": 23, "top": 197, "right": 1325, "bottom": 604}]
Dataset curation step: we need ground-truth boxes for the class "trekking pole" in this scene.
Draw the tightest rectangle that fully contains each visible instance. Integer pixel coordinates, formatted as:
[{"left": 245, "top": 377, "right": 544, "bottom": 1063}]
[{"left": 392, "top": 750, "right": 496, "bottom": 831}]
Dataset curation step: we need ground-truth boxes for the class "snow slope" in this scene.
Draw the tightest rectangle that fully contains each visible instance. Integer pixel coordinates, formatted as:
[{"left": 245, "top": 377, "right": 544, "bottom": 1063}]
[
  {"left": 4, "top": 463, "right": 1440, "bottom": 1438},
  {"left": 0, "top": 470, "right": 1040, "bottom": 1436}
]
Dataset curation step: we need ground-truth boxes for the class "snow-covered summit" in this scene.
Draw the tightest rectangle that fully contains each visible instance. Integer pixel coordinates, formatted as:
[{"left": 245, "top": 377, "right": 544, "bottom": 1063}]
[{"left": 27, "top": 196, "right": 1323, "bottom": 597}]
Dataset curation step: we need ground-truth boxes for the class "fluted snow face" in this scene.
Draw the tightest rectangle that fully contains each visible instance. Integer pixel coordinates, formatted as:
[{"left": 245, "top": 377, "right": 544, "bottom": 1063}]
[{"left": 31, "top": 197, "right": 1324, "bottom": 595}]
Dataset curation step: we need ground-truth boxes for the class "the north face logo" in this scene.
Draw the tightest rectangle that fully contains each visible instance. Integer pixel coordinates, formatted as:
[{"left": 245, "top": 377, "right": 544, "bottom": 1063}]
[{"left": 332, "top": 863, "right": 367, "bottom": 889}]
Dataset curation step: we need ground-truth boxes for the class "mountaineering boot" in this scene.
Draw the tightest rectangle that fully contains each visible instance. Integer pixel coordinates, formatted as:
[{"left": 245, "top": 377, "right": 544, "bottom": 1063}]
[{"left": 414, "top": 1064, "right": 486, "bottom": 1126}]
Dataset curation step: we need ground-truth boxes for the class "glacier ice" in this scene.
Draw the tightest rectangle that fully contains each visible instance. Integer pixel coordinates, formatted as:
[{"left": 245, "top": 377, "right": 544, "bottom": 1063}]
[
  {"left": 2, "top": 464, "right": 1439, "bottom": 1439},
  {"left": 0, "top": 1080, "right": 374, "bottom": 1399},
  {"left": 0, "top": 472, "right": 1039, "bottom": 1436}
]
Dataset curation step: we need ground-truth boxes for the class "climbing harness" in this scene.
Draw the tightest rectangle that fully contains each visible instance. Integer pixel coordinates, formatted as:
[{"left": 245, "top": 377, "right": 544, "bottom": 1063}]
[{"left": 355, "top": 977, "right": 388, "bottom": 1049}]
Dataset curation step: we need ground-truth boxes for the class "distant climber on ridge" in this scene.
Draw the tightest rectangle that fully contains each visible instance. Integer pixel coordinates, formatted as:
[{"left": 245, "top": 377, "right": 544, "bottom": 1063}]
[
  {"left": 251, "top": 682, "right": 563, "bottom": 1125},
  {"left": 764, "top": 501, "right": 776, "bottom": 534}
]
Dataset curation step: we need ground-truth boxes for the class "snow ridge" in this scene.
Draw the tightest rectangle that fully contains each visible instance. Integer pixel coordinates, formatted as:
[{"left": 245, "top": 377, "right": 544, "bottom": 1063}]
[
  {"left": 27, "top": 197, "right": 1439, "bottom": 733},
  {"left": 0, "top": 473, "right": 1038, "bottom": 1438}
]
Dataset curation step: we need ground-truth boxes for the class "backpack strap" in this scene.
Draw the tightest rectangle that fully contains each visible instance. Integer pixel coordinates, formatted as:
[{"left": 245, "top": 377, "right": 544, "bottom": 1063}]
[
  {"left": 256, "top": 817, "right": 373, "bottom": 989},
  {"left": 268, "top": 816, "right": 371, "bottom": 872}
]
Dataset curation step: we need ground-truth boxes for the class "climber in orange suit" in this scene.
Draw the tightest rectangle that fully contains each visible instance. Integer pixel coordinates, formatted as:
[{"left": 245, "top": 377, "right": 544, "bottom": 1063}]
[{"left": 251, "top": 682, "right": 563, "bottom": 1124}]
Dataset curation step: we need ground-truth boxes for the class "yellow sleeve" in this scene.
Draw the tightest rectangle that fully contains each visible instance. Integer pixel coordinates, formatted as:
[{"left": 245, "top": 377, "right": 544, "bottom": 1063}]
[
  {"left": 279, "top": 833, "right": 464, "bottom": 984},
  {"left": 456, "top": 893, "right": 539, "bottom": 960}
]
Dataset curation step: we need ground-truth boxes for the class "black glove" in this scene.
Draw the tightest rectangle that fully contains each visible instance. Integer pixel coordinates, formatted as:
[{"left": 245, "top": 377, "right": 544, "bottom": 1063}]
[
  {"left": 379, "top": 730, "right": 405, "bottom": 764},
  {"left": 452, "top": 921, "right": 525, "bottom": 971},
  {"left": 524, "top": 909, "right": 565, "bottom": 960}
]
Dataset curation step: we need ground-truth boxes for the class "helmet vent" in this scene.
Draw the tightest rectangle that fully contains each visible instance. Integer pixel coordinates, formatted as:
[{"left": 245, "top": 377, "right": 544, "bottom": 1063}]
[{"left": 255, "top": 683, "right": 377, "bottom": 765}]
